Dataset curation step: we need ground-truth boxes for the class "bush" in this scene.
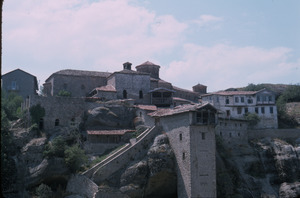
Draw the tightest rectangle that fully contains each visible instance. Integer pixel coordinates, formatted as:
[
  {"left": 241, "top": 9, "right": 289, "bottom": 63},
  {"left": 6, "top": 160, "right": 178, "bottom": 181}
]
[
  {"left": 57, "top": 90, "right": 72, "bottom": 97},
  {"left": 64, "top": 144, "right": 88, "bottom": 173},
  {"left": 1, "top": 91, "right": 23, "bottom": 120},
  {"left": 35, "top": 183, "right": 52, "bottom": 198},
  {"left": 29, "top": 104, "right": 45, "bottom": 125},
  {"left": 244, "top": 113, "right": 260, "bottom": 128},
  {"left": 44, "top": 136, "right": 66, "bottom": 158}
]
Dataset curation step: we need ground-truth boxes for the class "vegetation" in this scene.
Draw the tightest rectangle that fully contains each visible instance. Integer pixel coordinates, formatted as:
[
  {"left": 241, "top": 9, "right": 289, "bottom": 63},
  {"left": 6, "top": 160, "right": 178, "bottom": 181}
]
[
  {"left": 244, "top": 113, "right": 260, "bottom": 128},
  {"left": 57, "top": 90, "right": 72, "bottom": 97},
  {"left": 35, "top": 183, "right": 53, "bottom": 198},
  {"left": 1, "top": 91, "right": 24, "bottom": 120},
  {"left": 29, "top": 104, "right": 45, "bottom": 125},
  {"left": 44, "top": 136, "right": 66, "bottom": 158},
  {"left": 276, "top": 84, "right": 300, "bottom": 128},
  {"left": 64, "top": 144, "right": 88, "bottom": 173}
]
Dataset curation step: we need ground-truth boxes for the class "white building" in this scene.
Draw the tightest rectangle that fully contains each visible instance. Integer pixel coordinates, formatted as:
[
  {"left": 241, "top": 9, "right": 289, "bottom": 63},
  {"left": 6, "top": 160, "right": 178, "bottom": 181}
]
[{"left": 201, "top": 89, "right": 278, "bottom": 129}]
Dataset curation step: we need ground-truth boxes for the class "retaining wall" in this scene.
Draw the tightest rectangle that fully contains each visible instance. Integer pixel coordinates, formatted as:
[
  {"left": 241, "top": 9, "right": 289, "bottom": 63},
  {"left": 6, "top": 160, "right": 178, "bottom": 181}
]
[{"left": 248, "top": 128, "right": 300, "bottom": 139}]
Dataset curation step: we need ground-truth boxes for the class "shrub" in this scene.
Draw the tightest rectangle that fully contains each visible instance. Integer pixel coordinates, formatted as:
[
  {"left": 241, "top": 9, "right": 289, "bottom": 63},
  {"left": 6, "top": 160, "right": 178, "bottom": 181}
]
[
  {"left": 44, "top": 136, "right": 66, "bottom": 158},
  {"left": 244, "top": 113, "right": 260, "bottom": 128},
  {"left": 57, "top": 90, "right": 72, "bottom": 97},
  {"left": 29, "top": 104, "right": 45, "bottom": 125},
  {"left": 35, "top": 183, "right": 52, "bottom": 198},
  {"left": 1, "top": 91, "right": 23, "bottom": 120},
  {"left": 64, "top": 144, "right": 88, "bottom": 173}
]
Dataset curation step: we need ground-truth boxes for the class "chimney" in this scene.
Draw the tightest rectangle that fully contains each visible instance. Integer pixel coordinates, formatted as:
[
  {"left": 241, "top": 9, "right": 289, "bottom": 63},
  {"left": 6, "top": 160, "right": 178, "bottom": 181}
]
[{"left": 123, "top": 62, "right": 132, "bottom": 70}]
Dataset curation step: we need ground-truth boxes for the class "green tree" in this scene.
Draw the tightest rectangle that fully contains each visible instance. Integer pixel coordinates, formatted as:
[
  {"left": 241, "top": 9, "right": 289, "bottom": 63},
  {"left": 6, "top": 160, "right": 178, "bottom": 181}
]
[
  {"left": 1, "top": 91, "right": 23, "bottom": 120},
  {"left": 35, "top": 183, "right": 53, "bottom": 198},
  {"left": 29, "top": 104, "right": 45, "bottom": 125},
  {"left": 244, "top": 113, "right": 260, "bottom": 128},
  {"left": 57, "top": 90, "right": 72, "bottom": 97},
  {"left": 44, "top": 136, "right": 66, "bottom": 158},
  {"left": 64, "top": 144, "right": 88, "bottom": 173}
]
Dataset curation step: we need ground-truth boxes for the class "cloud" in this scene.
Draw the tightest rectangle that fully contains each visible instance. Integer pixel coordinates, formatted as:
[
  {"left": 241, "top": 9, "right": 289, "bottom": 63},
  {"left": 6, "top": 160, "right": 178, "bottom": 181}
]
[
  {"left": 3, "top": 0, "right": 187, "bottom": 82},
  {"left": 161, "top": 44, "right": 300, "bottom": 92},
  {"left": 192, "top": 14, "right": 223, "bottom": 27}
]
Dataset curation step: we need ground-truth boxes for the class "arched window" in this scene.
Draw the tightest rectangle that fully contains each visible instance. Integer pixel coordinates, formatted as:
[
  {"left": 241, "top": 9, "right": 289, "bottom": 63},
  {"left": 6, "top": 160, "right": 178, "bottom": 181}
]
[
  {"left": 123, "top": 90, "right": 127, "bottom": 99},
  {"left": 39, "top": 118, "right": 44, "bottom": 130},
  {"left": 55, "top": 119, "right": 59, "bottom": 126},
  {"left": 179, "top": 133, "right": 182, "bottom": 141},
  {"left": 139, "top": 90, "right": 143, "bottom": 99}
]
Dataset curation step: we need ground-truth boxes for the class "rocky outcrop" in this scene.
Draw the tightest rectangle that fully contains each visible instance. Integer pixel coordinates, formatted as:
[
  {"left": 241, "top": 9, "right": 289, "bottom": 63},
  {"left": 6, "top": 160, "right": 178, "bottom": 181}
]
[
  {"left": 85, "top": 105, "right": 135, "bottom": 130},
  {"left": 279, "top": 182, "right": 300, "bottom": 198},
  {"left": 216, "top": 136, "right": 300, "bottom": 198},
  {"left": 66, "top": 175, "right": 98, "bottom": 198}
]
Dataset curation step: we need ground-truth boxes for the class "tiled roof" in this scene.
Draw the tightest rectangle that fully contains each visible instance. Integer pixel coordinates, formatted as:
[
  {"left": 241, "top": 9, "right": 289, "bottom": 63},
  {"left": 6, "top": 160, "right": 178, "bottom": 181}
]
[
  {"left": 202, "top": 90, "right": 258, "bottom": 97},
  {"left": 46, "top": 69, "right": 111, "bottom": 81},
  {"left": 149, "top": 103, "right": 216, "bottom": 117},
  {"left": 110, "top": 69, "right": 149, "bottom": 76},
  {"left": 87, "top": 129, "right": 135, "bottom": 135},
  {"left": 173, "top": 86, "right": 198, "bottom": 94},
  {"left": 136, "top": 61, "right": 160, "bottom": 68},
  {"left": 136, "top": 105, "right": 157, "bottom": 111},
  {"left": 95, "top": 85, "right": 116, "bottom": 92},
  {"left": 173, "top": 97, "right": 194, "bottom": 103},
  {"left": 149, "top": 87, "right": 176, "bottom": 93}
]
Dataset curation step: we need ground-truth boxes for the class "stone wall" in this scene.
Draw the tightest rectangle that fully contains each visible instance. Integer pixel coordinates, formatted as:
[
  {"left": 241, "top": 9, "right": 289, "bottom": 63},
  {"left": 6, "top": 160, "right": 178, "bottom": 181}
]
[
  {"left": 50, "top": 75, "right": 107, "bottom": 97},
  {"left": 216, "top": 119, "right": 248, "bottom": 144},
  {"left": 108, "top": 73, "right": 151, "bottom": 104},
  {"left": 2, "top": 69, "right": 37, "bottom": 99},
  {"left": 248, "top": 129, "right": 300, "bottom": 139},
  {"left": 91, "top": 126, "right": 161, "bottom": 184}
]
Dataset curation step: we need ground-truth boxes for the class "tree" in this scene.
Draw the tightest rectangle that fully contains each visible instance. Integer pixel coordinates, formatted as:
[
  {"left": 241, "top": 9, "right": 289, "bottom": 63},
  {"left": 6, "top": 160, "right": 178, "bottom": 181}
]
[
  {"left": 29, "top": 104, "right": 45, "bottom": 125},
  {"left": 57, "top": 90, "right": 72, "bottom": 97},
  {"left": 64, "top": 144, "right": 88, "bottom": 173},
  {"left": 44, "top": 136, "right": 66, "bottom": 158},
  {"left": 1, "top": 91, "right": 23, "bottom": 120},
  {"left": 35, "top": 183, "right": 53, "bottom": 198}
]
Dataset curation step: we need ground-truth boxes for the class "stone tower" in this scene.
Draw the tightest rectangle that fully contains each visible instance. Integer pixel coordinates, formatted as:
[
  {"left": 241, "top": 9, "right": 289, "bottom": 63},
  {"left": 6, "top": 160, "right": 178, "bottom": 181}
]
[
  {"left": 136, "top": 61, "right": 160, "bottom": 79},
  {"left": 193, "top": 83, "right": 207, "bottom": 95}
]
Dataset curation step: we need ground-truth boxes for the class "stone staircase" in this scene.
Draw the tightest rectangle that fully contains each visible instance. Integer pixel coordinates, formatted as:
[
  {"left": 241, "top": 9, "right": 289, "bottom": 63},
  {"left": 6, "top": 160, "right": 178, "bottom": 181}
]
[{"left": 82, "top": 126, "right": 161, "bottom": 184}]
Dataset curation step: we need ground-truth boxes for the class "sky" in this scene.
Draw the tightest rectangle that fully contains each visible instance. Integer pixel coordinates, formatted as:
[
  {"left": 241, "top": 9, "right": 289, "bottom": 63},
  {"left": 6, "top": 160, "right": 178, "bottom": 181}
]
[{"left": 2, "top": 0, "right": 300, "bottom": 92}]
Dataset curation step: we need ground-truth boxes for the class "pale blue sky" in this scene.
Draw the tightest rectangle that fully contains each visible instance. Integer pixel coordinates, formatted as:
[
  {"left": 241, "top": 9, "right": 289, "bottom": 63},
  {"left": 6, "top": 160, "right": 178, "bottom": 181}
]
[{"left": 2, "top": 0, "right": 300, "bottom": 92}]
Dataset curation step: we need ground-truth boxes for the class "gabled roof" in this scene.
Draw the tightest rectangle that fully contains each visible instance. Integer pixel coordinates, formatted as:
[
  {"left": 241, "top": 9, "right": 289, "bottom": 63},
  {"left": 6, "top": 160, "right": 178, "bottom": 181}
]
[
  {"left": 136, "top": 61, "right": 160, "bottom": 68},
  {"left": 95, "top": 85, "right": 117, "bottom": 92},
  {"left": 2, "top": 69, "right": 38, "bottom": 90},
  {"left": 136, "top": 105, "right": 158, "bottom": 111},
  {"left": 202, "top": 88, "right": 275, "bottom": 97},
  {"left": 149, "top": 103, "right": 217, "bottom": 117},
  {"left": 87, "top": 129, "right": 135, "bottom": 135},
  {"left": 46, "top": 69, "right": 111, "bottom": 82},
  {"left": 149, "top": 87, "right": 176, "bottom": 93}
]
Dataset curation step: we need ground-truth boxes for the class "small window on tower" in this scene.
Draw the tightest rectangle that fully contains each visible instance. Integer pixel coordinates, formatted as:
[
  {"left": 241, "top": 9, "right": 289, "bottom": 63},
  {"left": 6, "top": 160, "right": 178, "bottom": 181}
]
[{"left": 179, "top": 133, "right": 182, "bottom": 141}]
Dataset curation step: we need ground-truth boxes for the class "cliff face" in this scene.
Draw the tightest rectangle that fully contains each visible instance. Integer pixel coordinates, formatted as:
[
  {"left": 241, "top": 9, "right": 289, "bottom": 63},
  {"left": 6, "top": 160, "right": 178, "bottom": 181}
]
[{"left": 217, "top": 136, "right": 300, "bottom": 198}]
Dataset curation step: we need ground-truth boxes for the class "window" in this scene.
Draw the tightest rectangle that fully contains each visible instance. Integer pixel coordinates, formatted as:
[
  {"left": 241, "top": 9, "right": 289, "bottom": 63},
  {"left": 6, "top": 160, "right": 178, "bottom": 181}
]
[
  {"left": 255, "top": 107, "right": 259, "bottom": 114},
  {"left": 202, "top": 132, "right": 205, "bottom": 140},
  {"left": 270, "top": 107, "right": 274, "bottom": 114},
  {"left": 81, "top": 84, "right": 85, "bottom": 90},
  {"left": 179, "top": 133, "right": 182, "bottom": 141},
  {"left": 123, "top": 90, "right": 127, "bottom": 99},
  {"left": 11, "top": 81, "right": 17, "bottom": 90},
  {"left": 229, "top": 133, "right": 232, "bottom": 137},
  {"left": 226, "top": 110, "right": 230, "bottom": 117},
  {"left": 226, "top": 98, "right": 229, "bottom": 104},
  {"left": 55, "top": 119, "right": 59, "bottom": 126},
  {"left": 248, "top": 98, "right": 253, "bottom": 104},
  {"left": 245, "top": 107, "right": 248, "bottom": 114},
  {"left": 235, "top": 97, "right": 239, "bottom": 103},
  {"left": 261, "top": 107, "right": 265, "bottom": 114},
  {"left": 237, "top": 107, "right": 242, "bottom": 114},
  {"left": 63, "top": 83, "right": 68, "bottom": 89},
  {"left": 238, "top": 132, "right": 240, "bottom": 137},
  {"left": 182, "top": 152, "right": 186, "bottom": 160},
  {"left": 152, "top": 92, "right": 161, "bottom": 97},
  {"left": 139, "top": 90, "right": 143, "bottom": 99},
  {"left": 263, "top": 96, "right": 267, "bottom": 102},
  {"left": 269, "top": 96, "right": 273, "bottom": 102},
  {"left": 257, "top": 96, "right": 260, "bottom": 102},
  {"left": 217, "top": 96, "right": 219, "bottom": 103},
  {"left": 241, "top": 97, "right": 245, "bottom": 103},
  {"left": 220, "top": 132, "right": 222, "bottom": 136}
]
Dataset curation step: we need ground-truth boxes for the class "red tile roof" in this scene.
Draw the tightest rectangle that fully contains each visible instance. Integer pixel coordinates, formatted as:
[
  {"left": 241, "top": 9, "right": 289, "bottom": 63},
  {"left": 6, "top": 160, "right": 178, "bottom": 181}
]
[
  {"left": 87, "top": 129, "right": 135, "bottom": 135},
  {"left": 136, "top": 105, "right": 157, "bottom": 111}
]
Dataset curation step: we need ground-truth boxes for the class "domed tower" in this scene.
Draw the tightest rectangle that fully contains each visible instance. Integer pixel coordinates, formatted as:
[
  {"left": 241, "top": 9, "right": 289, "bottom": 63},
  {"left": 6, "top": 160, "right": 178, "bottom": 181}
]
[
  {"left": 193, "top": 83, "right": 207, "bottom": 95},
  {"left": 136, "top": 61, "right": 160, "bottom": 79}
]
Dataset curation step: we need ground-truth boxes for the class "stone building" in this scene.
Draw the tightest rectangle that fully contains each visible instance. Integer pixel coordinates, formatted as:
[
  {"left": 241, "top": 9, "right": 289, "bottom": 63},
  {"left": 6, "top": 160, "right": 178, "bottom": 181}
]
[
  {"left": 1, "top": 69, "right": 38, "bottom": 99},
  {"left": 43, "top": 69, "right": 111, "bottom": 97},
  {"left": 44, "top": 61, "right": 204, "bottom": 107},
  {"left": 201, "top": 88, "right": 278, "bottom": 129},
  {"left": 149, "top": 103, "right": 217, "bottom": 198}
]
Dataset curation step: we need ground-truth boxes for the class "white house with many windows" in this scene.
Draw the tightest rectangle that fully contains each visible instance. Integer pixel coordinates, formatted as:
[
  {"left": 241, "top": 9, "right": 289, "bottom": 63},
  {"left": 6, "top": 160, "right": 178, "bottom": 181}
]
[{"left": 201, "top": 89, "right": 278, "bottom": 129}]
